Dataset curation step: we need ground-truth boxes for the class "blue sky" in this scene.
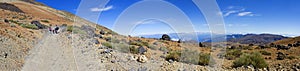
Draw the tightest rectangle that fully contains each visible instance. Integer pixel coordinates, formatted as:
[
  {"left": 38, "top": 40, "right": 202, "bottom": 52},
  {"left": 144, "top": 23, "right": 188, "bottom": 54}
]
[{"left": 36, "top": 0, "right": 300, "bottom": 36}]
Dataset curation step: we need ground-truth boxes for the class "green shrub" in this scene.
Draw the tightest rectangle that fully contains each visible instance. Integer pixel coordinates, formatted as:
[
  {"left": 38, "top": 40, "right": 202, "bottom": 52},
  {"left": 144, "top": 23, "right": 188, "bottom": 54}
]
[
  {"left": 287, "top": 56, "right": 296, "bottom": 60},
  {"left": 260, "top": 50, "right": 271, "bottom": 56},
  {"left": 102, "top": 42, "right": 112, "bottom": 48},
  {"left": 225, "top": 49, "right": 243, "bottom": 60},
  {"left": 148, "top": 45, "right": 159, "bottom": 50},
  {"left": 67, "top": 26, "right": 73, "bottom": 32},
  {"left": 110, "top": 38, "right": 120, "bottom": 43},
  {"left": 41, "top": 20, "right": 49, "bottom": 23},
  {"left": 129, "top": 46, "right": 139, "bottom": 54},
  {"left": 114, "top": 43, "right": 130, "bottom": 53},
  {"left": 159, "top": 46, "right": 168, "bottom": 52},
  {"left": 166, "top": 51, "right": 181, "bottom": 62},
  {"left": 129, "top": 41, "right": 143, "bottom": 46},
  {"left": 21, "top": 24, "right": 38, "bottom": 30},
  {"left": 67, "top": 26, "right": 86, "bottom": 34},
  {"left": 233, "top": 52, "right": 268, "bottom": 68},
  {"left": 198, "top": 53, "right": 211, "bottom": 65},
  {"left": 166, "top": 50, "right": 212, "bottom": 66},
  {"left": 141, "top": 41, "right": 149, "bottom": 47}
]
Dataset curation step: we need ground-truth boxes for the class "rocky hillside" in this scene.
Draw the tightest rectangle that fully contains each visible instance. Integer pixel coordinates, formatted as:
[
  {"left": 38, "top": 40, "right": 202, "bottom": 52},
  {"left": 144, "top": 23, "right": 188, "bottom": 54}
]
[
  {"left": 228, "top": 34, "right": 288, "bottom": 44},
  {"left": 273, "top": 36, "right": 300, "bottom": 45}
]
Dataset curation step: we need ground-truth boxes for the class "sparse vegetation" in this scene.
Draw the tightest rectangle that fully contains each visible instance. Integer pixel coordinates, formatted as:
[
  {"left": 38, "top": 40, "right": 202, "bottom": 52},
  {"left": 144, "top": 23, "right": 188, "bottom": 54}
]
[
  {"left": 129, "top": 46, "right": 139, "bottom": 54},
  {"left": 159, "top": 46, "right": 168, "bottom": 52},
  {"left": 129, "top": 41, "right": 144, "bottom": 46},
  {"left": 21, "top": 24, "right": 38, "bottom": 30},
  {"left": 166, "top": 50, "right": 211, "bottom": 66},
  {"left": 233, "top": 52, "right": 268, "bottom": 68},
  {"left": 113, "top": 43, "right": 130, "bottom": 53},
  {"left": 287, "top": 56, "right": 296, "bottom": 60},
  {"left": 225, "top": 49, "right": 243, "bottom": 60},
  {"left": 148, "top": 44, "right": 158, "bottom": 50}
]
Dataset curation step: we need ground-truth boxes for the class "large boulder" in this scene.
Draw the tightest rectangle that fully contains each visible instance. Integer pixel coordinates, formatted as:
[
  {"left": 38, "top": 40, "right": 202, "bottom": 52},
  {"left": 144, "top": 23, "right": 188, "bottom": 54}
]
[
  {"left": 138, "top": 46, "right": 147, "bottom": 54},
  {"left": 199, "top": 42, "right": 205, "bottom": 47},
  {"left": 31, "top": 21, "right": 46, "bottom": 29},
  {"left": 161, "top": 34, "right": 171, "bottom": 41}
]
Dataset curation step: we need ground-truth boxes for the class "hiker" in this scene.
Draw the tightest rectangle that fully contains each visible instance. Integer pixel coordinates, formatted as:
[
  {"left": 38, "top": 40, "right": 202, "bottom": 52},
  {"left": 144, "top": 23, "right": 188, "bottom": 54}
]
[
  {"left": 48, "top": 24, "right": 52, "bottom": 34},
  {"left": 54, "top": 25, "right": 59, "bottom": 34}
]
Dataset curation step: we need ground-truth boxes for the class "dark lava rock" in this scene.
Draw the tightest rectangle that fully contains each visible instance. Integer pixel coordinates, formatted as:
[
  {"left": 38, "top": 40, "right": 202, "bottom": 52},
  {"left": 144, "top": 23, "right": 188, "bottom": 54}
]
[{"left": 0, "top": 3, "right": 24, "bottom": 13}]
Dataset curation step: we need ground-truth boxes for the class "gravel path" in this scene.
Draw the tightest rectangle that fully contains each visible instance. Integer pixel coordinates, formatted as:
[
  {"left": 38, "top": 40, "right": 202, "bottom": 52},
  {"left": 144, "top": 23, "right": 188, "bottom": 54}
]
[{"left": 22, "top": 33, "right": 78, "bottom": 71}]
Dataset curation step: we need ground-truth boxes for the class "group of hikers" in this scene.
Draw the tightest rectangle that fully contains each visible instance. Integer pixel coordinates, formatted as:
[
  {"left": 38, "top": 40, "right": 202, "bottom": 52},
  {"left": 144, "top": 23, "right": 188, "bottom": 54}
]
[{"left": 48, "top": 25, "right": 59, "bottom": 34}]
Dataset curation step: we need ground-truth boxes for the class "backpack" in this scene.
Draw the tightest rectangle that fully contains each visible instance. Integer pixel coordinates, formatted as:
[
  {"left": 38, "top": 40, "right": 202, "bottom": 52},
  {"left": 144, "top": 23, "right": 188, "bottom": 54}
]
[{"left": 55, "top": 27, "right": 59, "bottom": 30}]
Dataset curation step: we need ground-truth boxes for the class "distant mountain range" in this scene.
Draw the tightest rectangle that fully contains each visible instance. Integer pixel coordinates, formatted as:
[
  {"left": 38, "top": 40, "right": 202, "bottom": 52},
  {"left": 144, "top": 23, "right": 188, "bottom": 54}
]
[{"left": 138, "top": 33, "right": 289, "bottom": 44}]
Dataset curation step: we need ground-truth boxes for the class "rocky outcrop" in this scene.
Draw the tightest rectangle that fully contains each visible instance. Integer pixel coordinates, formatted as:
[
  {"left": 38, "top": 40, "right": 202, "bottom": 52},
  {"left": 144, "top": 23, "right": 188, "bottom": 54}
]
[{"left": 31, "top": 21, "right": 46, "bottom": 29}]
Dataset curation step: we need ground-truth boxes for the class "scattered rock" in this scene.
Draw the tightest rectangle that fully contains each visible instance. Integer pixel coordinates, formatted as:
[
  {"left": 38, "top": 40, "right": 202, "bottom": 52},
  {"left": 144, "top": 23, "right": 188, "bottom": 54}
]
[
  {"left": 137, "top": 55, "right": 148, "bottom": 63},
  {"left": 99, "top": 30, "right": 105, "bottom": 35},
  {"left": 276, "top": 45, "right": 290, "bottom": 50},
  {"left": 4, "top": 52, "right": 8, "bottom": 58},
  {"left": 168, "top": 59, "right": 174, "bottom": 63},
  {"left": 4, "top": 19, "right": 9, "bottom": 23},
  {"left": 92, "top": 39, "right": 99, "bottom": 44},
  {"left": 111, "top": 60, "right": 116, "bottom": 63},
  {"left": 276, "top": 52, "right": 286, "bottom": 60}
]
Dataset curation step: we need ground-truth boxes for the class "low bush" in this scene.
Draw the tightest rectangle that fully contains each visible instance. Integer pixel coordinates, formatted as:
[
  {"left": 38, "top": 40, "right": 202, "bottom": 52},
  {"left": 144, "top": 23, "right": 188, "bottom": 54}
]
[
  {"left": 198, "top": 53, "right": 211, "bottom": 65},
  {"left": 102, "top": 42, "right": 112, "bottom": 48},
  {"left": 225, "top": 49, "right": 243, "bottom": 60},
  {"left": 260, "top": 50, "right": 271, "bottom": 56},
  {"left": 233, "top": 52, "right": 268, "bottom": 68},
  {"left": 166, "top": 50, "right": 211, "bottom": 66},
  {"left": 129, "top": 46, "right": 139, "bottom": 54},
  {"left": 166, "top": 51, "right": 181, "bottom": 62},
  {"left": 287, "top": 56, "right": 296, "bottom": 60},
  {"left": 129, "top": 41, "right": 144, "bottom": 46},
  {"left": 21, "top": 24, "right": 38, "bottom": 30},
  {"left": 41, "top": 20, "right": 49, "bottom": 23},
  {"left": 114, "top": 43, "right": 130, "bottom": 53},
  {"left": 67, "top": 26, "right": 86, "bottom": 34},
  {"left": 159, "top": 46, "right": 168, "bottom": 52},
  {"left": 148, "top": 45, "right": 159, "bottom": 50}
]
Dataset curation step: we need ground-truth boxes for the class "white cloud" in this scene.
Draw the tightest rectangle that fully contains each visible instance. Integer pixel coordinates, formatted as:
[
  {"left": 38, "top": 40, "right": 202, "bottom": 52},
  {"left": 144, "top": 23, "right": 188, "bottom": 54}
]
[
  {"left": 90, "top": 5, "right": 113, "bottom": 12},
  {"left": 223, "top": 10, "right": 239, "bottom": 17},
  {"left": 222, "top": 6, "right": 258, "bottom": 17},
  {"left": 135, "top": 19, "right": 160, "bottom": 25},
  {"left": 226, "top": 24, "right": 249, "bottom": 27},
  {"left": 238, "top": 12, "right": 255, "bottom": 16}
]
